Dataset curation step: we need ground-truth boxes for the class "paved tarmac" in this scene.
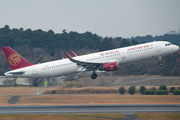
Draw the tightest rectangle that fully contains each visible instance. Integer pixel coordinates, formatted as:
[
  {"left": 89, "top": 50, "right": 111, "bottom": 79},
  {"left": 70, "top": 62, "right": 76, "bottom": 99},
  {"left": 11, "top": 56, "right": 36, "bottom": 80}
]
[
  {"left": 0, "top": 104, "right": 180, "bottom": 114},
  {"left": 7, "top": 96, "right": 20, "bottom": 104}
]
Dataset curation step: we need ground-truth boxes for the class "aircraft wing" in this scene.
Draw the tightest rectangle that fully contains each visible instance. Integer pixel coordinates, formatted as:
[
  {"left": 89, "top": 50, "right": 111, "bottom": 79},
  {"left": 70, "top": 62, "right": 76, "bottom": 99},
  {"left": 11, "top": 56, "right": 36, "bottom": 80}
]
[{"left": 64, "top": 52, "right": 103, "bottom": 71}]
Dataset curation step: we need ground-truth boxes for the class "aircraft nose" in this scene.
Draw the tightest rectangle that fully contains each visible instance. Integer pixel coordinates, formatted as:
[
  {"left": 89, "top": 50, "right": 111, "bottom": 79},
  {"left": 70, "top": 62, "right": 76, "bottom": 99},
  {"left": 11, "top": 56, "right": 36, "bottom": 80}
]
[{"left": 175, "top": 45, "right": 179, "bottom": 52}]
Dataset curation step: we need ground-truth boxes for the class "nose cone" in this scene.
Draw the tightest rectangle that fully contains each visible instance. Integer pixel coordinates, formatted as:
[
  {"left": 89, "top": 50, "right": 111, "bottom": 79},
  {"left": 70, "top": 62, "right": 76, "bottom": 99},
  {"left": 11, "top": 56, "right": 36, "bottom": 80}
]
[{"left": 175, "top": 45, "right": 179, "bottom": 52}]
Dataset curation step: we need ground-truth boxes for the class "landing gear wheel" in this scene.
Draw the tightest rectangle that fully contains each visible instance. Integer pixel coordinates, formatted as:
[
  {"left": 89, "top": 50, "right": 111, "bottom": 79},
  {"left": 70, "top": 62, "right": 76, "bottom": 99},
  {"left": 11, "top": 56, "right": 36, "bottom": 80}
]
[
  {"left": 159, "top": 62, "right": 163, "bottom": 66},
  {"left": 91, "top": 73, "right": 97, "bottom": 79},
  {"left": 158, "top": 56, "right": 163, "bottom": 66}
]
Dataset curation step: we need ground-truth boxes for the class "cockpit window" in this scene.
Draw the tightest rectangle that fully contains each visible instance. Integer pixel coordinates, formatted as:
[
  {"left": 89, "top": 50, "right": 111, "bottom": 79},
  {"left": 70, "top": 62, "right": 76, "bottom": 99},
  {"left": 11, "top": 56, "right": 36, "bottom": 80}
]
[{"left": 165, "top": 43, "right": 171, "bottom": 46}]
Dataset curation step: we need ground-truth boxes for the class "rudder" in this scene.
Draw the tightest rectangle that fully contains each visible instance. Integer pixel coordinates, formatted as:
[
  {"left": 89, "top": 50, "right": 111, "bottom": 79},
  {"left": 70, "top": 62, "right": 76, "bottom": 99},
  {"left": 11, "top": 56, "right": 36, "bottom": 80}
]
[{"left": 2, "top": 46, "right": 34, "bottom": 70}]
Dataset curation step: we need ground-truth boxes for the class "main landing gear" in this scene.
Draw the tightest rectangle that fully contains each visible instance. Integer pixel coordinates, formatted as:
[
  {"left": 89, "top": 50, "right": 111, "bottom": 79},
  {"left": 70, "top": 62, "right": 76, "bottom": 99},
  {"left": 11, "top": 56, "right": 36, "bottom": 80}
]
[
  {"left": 158, "top": 56, "right": 163, "bottom": 66},
  {"left": 91, "top": 72, "right": 97, "bottom": 79}
]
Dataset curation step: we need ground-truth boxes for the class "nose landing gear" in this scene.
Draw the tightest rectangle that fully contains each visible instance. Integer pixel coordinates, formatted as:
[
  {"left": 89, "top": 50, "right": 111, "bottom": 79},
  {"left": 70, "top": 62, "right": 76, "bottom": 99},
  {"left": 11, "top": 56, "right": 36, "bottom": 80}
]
[
  {"left": 91, "top": 72, "right": 97, "bottom": 79},
  {"left": 158, "top": 56, "right": 163, "bottom": 66}
]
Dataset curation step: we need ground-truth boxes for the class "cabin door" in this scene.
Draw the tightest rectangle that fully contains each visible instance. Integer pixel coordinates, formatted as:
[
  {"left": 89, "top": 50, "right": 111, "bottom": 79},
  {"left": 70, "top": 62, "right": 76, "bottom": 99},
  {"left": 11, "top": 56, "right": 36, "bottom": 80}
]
[
  {"left": 32, "top": 66, "right": 38, "bottom": 76},
  {"left": 156, "top": 43, "right": 161, "bottom": 52}
]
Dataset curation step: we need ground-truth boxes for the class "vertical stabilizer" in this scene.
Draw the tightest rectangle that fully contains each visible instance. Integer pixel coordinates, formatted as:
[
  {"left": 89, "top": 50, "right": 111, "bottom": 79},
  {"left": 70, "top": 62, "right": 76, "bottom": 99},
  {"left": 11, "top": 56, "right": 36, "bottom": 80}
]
[{"left": 2, "top": 46, "right": 34, "bottom": 70}]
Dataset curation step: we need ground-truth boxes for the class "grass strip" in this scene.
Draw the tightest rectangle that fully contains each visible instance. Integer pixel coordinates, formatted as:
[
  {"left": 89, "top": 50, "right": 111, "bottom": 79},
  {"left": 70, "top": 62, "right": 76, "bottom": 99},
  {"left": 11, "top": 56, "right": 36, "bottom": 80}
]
[
  {"left": 0, "top": 113, "right": 180, "bottom": 120},
  {"left": 0, "top": 114, "right": 126, "bottom": 120},
  {"left": 17, "top": 94, "right": 180, "bottom": 105},
  {"left": 136, "top": 113, "right": 180, "bottom": 120},
  {"left": 0, "top": 87, "right": 45, "bottom": 95},
  {"left": 66, "top": 113, "right": 126, "bottom": 118}
]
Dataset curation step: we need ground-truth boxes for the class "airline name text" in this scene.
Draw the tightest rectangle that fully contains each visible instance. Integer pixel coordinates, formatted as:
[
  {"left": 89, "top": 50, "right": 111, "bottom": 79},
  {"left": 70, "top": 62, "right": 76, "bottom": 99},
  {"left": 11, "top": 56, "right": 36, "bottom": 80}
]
[{"left": 127, "top": 45, "right": 150, "bottom": 51}]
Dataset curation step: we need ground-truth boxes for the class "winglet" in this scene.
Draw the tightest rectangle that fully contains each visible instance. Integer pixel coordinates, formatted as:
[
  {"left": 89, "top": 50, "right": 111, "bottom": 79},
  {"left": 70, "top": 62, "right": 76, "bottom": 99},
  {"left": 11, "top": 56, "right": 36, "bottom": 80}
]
[
  {"left": 64, "top": 52, "right": 73, "bottom": 60},
  {"left": 70, "top": 50, "right": 77, "bottom": 57}
]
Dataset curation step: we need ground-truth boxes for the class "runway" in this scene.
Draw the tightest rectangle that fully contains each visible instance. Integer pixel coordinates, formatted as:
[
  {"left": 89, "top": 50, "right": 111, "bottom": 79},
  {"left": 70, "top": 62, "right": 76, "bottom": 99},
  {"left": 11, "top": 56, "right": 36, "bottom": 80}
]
[{"left": 0, "top": 104, "right": 180, "bottom": 114}]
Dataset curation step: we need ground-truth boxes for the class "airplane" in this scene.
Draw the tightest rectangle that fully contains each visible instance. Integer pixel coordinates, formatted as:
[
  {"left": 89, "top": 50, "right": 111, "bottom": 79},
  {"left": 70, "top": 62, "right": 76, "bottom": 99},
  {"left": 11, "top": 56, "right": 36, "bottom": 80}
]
[{"left": 2, "top": 41, "right": 179, "bottom": 79}]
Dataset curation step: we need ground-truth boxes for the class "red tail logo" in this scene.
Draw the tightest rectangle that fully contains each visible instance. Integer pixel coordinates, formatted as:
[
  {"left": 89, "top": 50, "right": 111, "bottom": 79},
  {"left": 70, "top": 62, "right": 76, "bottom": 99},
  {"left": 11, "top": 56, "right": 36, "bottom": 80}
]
[
  {"left": 8, "top": 53, "right": 21, "bottom": 66},
  {"left": 2, "top": 46, "right": 34, "bottom": 70}
]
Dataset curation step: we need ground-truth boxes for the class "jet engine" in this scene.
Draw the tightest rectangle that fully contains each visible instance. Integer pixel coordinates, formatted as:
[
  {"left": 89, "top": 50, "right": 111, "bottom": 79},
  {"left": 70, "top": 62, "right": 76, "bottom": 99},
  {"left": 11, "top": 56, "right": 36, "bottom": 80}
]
[{"left": 101, "top": 62, "right": 118, "bottom": 71}]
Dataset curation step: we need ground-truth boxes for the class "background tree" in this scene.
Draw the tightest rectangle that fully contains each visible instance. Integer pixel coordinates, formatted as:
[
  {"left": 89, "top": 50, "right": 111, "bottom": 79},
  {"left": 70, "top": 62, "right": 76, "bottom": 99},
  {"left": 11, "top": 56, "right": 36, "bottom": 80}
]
[
  {"left": 129, "top": 86, "right": 135, "bottom": 95},
  {"left": 120, "top": 39, "right": 130, "bottom": 47},
  {"left": 119, "top": 87, "right": 125, "bottom": 95},
  {"left": 143, "top": 90, "right": 154, "bottom": 95},
  {"left": 99, "top": 37, "right": 114, "bottom": 51},
  {"left": 159, "top": 85, "right": 167, "bottom": 90},
  {"left": 130, "top": 39, "right": 138, "bottom": 45},
  {"left": 150, "top": 87, "right": 156, "bottom": 94},
  {"left": 170, "top": 87, "right": 175, "bottom": 93},
  {"left": 140, "top": 86, "right": 146, "bottom": 94}
]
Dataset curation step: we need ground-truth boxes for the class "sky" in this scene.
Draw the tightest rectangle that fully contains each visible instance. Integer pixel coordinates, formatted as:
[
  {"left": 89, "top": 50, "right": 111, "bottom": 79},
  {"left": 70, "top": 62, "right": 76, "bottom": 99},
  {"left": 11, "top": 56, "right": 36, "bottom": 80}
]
[{"left": 0, "top": 0, "right": 180, "bottom": 38}]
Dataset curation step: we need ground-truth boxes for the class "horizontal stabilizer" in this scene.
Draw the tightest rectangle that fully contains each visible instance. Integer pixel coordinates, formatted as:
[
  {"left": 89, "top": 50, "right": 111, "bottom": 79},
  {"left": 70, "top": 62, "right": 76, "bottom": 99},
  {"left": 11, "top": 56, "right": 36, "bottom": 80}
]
[
  {"left": 77, "top": 67, "right": 86, "bottom": 72},
  {"left": 6, "top": 71, "right": 25, "bottom": 75}
]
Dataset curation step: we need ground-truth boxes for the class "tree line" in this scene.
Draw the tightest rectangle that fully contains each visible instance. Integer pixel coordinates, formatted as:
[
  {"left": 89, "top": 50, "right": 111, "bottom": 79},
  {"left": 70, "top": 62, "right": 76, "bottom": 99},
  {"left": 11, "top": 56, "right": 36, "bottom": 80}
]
[
  {"left": 0, "top": 25, "right": 142, "bottom": 55},
  {"left": 0, "top": 25, "right": 179, "bottom": 76}
]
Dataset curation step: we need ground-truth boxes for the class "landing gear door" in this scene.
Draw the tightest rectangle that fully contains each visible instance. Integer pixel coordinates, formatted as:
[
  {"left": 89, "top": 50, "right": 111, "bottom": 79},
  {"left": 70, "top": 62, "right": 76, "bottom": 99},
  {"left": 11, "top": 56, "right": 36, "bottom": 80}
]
[
  {"left": 156, "top": 43, "right": 161, "bottom": 52},
  {"left": 32, "top": 66, "right": 38, "bottom": 76}
]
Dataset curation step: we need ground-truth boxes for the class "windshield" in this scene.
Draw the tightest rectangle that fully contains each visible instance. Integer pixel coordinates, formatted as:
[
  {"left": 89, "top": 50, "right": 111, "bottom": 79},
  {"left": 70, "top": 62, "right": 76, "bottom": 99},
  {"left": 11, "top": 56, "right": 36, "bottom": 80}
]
[{"left": 165, "top": 43, "right": 171, "bottom": 46}]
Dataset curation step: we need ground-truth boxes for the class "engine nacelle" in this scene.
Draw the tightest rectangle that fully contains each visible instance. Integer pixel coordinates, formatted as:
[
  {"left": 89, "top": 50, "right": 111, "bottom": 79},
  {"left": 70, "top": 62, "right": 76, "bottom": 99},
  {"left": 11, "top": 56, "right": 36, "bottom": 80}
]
[{"left": 103, "top": 62, "right": 118, "bottom": 71}]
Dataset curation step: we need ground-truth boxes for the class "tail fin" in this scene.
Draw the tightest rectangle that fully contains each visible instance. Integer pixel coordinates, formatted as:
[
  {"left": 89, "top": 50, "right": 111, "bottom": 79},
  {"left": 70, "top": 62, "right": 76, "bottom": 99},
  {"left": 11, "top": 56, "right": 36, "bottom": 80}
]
[{"left": 2, "top": 46, "right": 34, "bottom": 70}]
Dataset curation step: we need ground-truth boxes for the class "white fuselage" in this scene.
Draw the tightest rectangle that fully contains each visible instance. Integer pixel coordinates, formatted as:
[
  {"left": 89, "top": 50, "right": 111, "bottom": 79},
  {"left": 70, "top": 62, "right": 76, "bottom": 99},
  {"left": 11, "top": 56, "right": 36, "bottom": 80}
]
[{"left": 5, "top": 41, "right": 179, "bottom": 78}]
